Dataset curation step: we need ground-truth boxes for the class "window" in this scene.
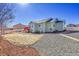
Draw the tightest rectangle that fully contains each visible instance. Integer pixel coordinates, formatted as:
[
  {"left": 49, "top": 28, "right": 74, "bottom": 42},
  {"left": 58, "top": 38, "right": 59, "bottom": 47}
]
[
  {"left": 50, "top": 28, "right": 52, "bottom": 31},
  {"left": 53, "top": 24, "right": 55, "bottom": 27},
  {"left": 31, "top": 25, "right": 33, "bottom": 28},
  {"left": 39, "top": 25, "right": 40, "bottom": 27}
]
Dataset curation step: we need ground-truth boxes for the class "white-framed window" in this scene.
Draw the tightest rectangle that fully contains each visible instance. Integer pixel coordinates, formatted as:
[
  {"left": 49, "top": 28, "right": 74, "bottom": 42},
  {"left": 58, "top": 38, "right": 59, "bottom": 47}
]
[
  {"left": 50, "top": 28, "right": 52, "bottom": 31},
  {"left": 39, "top": 24, "right": 41, "bottom": 27}
]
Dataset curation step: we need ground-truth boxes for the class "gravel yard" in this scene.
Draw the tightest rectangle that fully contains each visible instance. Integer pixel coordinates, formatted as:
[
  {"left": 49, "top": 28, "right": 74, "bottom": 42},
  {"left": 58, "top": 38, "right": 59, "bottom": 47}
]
[
  {"left": 65, "top": 32, "right": 79, "bottom": 39},
  {"left": 32, "top": 33, "right": 79, "bottom": 56}
]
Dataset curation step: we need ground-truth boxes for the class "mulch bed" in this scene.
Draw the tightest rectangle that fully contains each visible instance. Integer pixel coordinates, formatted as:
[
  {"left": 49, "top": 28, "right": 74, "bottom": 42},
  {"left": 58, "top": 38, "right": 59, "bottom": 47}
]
[{"left": 0, "top": 36, "right": 39, "bottom": 56}]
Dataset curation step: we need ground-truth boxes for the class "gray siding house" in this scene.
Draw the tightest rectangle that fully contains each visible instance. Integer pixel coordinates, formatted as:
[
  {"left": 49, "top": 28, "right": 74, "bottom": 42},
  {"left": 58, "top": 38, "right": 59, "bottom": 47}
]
[{"left": 29, "top": 18, "right": 65, "bottom": 33}]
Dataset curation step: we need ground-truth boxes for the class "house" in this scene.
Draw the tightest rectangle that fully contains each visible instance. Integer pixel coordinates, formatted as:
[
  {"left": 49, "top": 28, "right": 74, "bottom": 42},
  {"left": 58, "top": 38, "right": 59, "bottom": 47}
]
[
  {"left": 75, "top": 24, "right": 79, "bottom": 27},
  {"left": 67, "top": 24, "right": 76, "bottom": 27},
  {"left": 13, "top": 23, "right": 26, "bottom": 29},
  {"left": 13, "top": 23, "right": 28, "bottom": 32},
  {"left": 29, "top": 18, "right": 65, "bottom": 33},
  {"left": 67, "top": 24, "right": 79, "bottom": 31}
]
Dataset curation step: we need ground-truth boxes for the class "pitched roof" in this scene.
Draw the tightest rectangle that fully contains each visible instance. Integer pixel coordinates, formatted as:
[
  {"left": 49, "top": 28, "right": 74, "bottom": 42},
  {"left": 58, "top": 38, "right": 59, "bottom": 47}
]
[
  {"left": 30, "top": 18, "right": 53, "bottom": 23},
  {"left": 30, "top": 18, "right": 64, "bottom": 24},
  {"left": 13, "top": 23, "right": 27, "bottom": 29}
]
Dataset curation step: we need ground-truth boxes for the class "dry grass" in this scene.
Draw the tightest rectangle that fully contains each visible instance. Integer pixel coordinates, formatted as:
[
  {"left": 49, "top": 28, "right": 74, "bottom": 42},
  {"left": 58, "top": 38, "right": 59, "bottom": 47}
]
[
  {"left": 0, "top": 36, "right": 39, "bottom": 56},
  {"left": 3, "top": 33, "right": 43, "bottom": 46}
]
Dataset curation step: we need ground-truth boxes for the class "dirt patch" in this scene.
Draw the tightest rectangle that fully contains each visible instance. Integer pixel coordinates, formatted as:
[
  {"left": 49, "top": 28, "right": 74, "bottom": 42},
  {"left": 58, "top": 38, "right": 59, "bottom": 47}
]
[{"left": 0, "top": 36, "right": 39, "bottom": 56}]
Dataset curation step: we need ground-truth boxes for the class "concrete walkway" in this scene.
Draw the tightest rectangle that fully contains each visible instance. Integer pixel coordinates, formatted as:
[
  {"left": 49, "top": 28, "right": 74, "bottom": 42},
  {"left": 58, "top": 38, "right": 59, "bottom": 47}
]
[{"left": 32, "top": 34, "right": 79, "bottom": 56}]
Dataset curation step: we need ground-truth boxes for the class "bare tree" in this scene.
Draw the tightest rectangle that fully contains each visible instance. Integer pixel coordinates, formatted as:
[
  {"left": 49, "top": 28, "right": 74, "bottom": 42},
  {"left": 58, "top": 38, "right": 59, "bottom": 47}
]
[{"left": 0, "top": 3, "right": 15, "bottom": 35}]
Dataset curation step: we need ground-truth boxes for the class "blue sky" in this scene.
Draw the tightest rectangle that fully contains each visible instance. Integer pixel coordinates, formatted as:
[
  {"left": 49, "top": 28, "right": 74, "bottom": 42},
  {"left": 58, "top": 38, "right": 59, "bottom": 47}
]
[{"left": 9, "top": 3, "right": 79, "bottom": 27}]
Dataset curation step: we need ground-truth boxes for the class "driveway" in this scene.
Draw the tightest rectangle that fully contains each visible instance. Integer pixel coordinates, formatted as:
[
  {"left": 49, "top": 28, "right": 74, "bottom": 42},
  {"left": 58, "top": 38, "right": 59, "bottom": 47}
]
[
  {"left": 65, "top": 32, "right": 79, "bottom": 39},
  {"left": 32, "top": 33, "right": 79, "bottom": 56}
]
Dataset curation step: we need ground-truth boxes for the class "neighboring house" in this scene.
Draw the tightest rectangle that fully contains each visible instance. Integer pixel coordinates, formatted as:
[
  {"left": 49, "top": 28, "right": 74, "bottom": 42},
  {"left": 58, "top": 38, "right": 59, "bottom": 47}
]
[
  {"left": 75, "top": 24, "right": 79, "bottom": 27},
  {"left": 67, "top": 24, "right": 79, "bottom": 27},
  {"left": 13, "top": 23, "right": 26, "bottom": 29},
  {"left": 67, "top": 24, "right": 79, "bottom": 31},
  {"left": 13, "top": 23, "right": 28, "bottom": 32},
  {"left": 29, "top": 18, "right": 65, "bottom": 33},
  {"left": 67, "top": 24, "right": 76, "bottom": 27}
]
